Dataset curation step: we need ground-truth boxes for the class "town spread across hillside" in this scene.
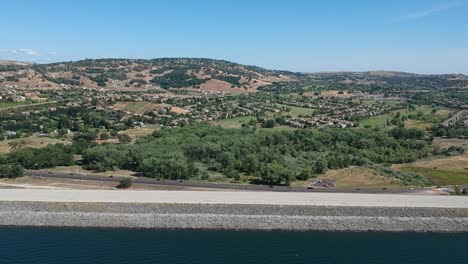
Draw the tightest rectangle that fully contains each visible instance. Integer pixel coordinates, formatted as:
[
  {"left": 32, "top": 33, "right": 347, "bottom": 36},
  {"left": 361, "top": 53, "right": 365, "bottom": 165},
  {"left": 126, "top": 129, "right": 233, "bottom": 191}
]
[{"left": 0, "top": 58, "right": 468, "bottom": 191}]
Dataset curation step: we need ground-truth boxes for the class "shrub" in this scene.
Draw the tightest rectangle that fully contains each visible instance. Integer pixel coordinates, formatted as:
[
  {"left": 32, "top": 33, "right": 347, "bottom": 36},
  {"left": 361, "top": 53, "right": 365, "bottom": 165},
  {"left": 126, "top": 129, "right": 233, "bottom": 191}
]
[
  {"left": 0, "top": 164, "right": 24, "bottom": 178},
  {"left": 116, "top": 178, "right": 132, "bottom": 189}
]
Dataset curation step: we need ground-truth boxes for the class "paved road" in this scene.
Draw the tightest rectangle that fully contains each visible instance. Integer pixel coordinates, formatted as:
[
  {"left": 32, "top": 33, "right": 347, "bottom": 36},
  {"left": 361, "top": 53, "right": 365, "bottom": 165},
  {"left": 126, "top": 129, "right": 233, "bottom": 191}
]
[
  {"left": 25, "top": 170, "right": 423, "bottom": 194},
  {"left": 0, "top": 189, "right": 467, "bottom": 208}
]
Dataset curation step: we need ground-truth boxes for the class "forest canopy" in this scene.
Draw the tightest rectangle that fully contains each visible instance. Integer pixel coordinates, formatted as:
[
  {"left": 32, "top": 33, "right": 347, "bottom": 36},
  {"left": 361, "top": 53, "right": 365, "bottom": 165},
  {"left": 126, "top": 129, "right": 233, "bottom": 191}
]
[{"left": 81, "top": 125, "right": 431, "bottom": 185}]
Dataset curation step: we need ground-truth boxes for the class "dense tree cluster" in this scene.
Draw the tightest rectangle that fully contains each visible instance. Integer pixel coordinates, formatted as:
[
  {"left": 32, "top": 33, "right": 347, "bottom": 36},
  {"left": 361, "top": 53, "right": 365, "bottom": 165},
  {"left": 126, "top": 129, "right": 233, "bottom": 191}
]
[
  {"left": 433, "top": 123, "right": 468, "bottom": 138},
  {"left": 129, "top": 79, "right": 148, "bottom": 87},
  {"left": 0, "top": 163, "right": 24, "bottom": 178},
  {"left": 389, "top": 127, "right": 426, "bottom": 140},
  {"left": 1, "top": 144, "right": 74, "bottom": 170},
  {"left": 81, "top": 125, "right": 431, "bottom": 185},
  {"left": 89, "top": 75, "right": 109, "bottom": 87},
  {"left": 440, "top": 146, "right": 465, "bottom": 156},
  {"left": 217, "top": 75, "right": 241, "bottom": 86},
  {"left": 45, "top": 77, "right": 81, "bottom": 86},
  {"left": 150, "top": 70, "right": 207, "bottom": 89}
]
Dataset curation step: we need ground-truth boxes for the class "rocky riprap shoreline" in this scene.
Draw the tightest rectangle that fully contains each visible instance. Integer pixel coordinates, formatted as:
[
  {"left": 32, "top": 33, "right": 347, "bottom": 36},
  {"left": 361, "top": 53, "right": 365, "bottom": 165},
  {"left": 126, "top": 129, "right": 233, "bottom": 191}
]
[{"left": 1, "top": 201, "right": 467, "bottom": 232}]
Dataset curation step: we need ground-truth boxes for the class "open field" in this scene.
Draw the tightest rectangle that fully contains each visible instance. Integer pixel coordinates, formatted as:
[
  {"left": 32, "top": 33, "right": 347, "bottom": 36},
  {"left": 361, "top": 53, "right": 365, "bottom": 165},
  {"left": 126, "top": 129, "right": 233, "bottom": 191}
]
[
  {"left": 213, "top": 116, "right": 256, "bottom": 128},
  {"left": 358, "top": 113, "right": 392, "bottom": 128},
  {"left": 358, "top": 106, "right": 451, "bottom": 129},
  {"left": 314, "top": 167, "right": 405, "bottom": 189},
  {"left": 0, "top": 176, "right": 216, "bottom": 191},
  {"left": 46, "top": 166, "right": 137, "bottom": 178},
  {"left": 113, "top": 102, "right": 168, "bottom": 114},
  {"left": 276, "top": 104, "right": 315, "bottom": 117},
  {"left": 0, "top": 101, "right": 55, "bottom": 112},
  {"left": 405, "top": 120, "right": 434, "bottom": 130},
  {"left": 393, "top": 138, "right": 468, "bottom": 186},
  {"left": 119, "top": 124, "right": 158, "bottom": 139},
  {"left": 434, "top": 138, "right": 468, "bottom": 152},
  {"left": 0, "top": 137, "right": 70, "bottom": 154},
  {"left": 404, "top": 108, "right": 451, "bottom": 130},
  {"left": 0, "top": 100, "right": 36, "bottom": 109},
  {"left": 396, "top": 164, "right": 468, "bottom": 186}
]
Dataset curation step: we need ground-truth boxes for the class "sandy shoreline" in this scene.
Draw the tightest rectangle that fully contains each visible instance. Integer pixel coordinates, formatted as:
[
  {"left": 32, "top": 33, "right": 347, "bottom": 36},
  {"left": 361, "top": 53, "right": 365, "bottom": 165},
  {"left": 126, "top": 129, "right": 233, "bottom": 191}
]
[{"left": 0, "top": 190, "right": 467, "bottom": 232}]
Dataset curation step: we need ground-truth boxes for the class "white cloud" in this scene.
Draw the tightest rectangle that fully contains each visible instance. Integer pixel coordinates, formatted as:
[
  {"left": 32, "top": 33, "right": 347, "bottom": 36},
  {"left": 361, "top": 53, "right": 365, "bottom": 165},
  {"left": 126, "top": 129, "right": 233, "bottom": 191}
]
[
  {"left": 400, "top": 2, "right": 464, "bottom": 20},
  {"left": 18, "top": 48, "right": 39, "bottom": 55},
  {"left": 47, "top": 51, "right": 57, "bottom": 55}
]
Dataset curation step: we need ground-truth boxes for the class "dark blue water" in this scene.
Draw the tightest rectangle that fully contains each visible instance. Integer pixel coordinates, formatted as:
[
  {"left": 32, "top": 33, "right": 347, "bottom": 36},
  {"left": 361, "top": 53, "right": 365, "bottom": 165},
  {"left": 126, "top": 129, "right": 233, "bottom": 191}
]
[{"left": 0, "top": 227, "right": 467, "bottom": 264}]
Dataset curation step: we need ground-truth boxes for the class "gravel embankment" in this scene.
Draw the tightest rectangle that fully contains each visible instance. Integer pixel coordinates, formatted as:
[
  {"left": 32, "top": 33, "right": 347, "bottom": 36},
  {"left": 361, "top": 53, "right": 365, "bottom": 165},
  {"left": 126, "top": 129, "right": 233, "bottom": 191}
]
[{"left": 0, "top": 190, "right": 467, "bottom": 232}]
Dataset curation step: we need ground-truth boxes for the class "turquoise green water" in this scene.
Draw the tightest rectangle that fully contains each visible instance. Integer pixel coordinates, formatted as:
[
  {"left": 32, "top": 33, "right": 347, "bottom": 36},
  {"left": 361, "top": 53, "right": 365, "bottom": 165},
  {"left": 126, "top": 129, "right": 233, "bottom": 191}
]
[{"left": 0, "top": 227, "right": 467, "bottom": 264}]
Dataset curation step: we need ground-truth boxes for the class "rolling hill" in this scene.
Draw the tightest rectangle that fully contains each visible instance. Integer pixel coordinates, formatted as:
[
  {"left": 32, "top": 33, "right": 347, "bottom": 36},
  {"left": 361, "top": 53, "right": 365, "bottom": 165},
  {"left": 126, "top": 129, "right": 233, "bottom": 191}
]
[
  {"left": 0, "top": 58, "right": 467, "bottom": 92},
  {"left": 0, "top": 58, "right": 296, "bottom": 93}
]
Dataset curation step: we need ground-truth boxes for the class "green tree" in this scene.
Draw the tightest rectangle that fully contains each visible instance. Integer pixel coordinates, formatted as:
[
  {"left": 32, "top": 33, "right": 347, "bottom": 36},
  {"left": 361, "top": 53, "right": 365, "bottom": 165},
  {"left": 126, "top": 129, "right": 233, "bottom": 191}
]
[{"left": 117, "top": 134, "right": 132, "bottom": 144}]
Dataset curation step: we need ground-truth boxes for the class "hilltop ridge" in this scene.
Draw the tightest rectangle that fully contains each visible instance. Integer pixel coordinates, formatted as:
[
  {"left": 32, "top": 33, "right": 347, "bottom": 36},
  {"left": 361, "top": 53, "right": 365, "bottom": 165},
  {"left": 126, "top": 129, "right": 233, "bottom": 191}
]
[{"left": 0, "top": 58, "right": 467, "bottom": 93}]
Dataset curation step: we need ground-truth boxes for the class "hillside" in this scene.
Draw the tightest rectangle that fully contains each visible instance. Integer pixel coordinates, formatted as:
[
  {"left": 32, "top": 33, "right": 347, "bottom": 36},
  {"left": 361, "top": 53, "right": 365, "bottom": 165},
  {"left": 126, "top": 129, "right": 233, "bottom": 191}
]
[
  {"left": 1, "top": 58, "right": 467, "bottom": 94},
  {"left": 256, "top": 70, "right": 468, "bottom": 95},
  {"left": 0, "top": 60, "right": 34, "bottom": 66},
  {"left": 307, "top": 71, "right": 468, "bottom": 88},
  {"left": 0, "top": 58, "right": 295, "bottom": 93}
]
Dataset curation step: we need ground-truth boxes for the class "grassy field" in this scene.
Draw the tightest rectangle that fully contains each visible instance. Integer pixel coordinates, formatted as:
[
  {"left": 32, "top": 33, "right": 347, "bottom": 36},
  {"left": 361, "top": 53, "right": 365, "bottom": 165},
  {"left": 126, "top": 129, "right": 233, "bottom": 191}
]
[
  {"left": 0, "top": 100, "right": 36, "bottom": 109},
  {"left": 358, "top": 113, "right": 392, "bottom": 128},
  {"left": 0, "top": 137, "right": 70, "bottom": 154},
  {"left": 113, "top": 102, "right": 164, "bottom": 114},
  {"left": 213, "top": 116, "right": 256, "bottom": 128},
  {"left": 404, "top": 107, "right": 451, "bottom": 130},
  {"left": 358, "top": 106, "right": 451, "bottom": 129},
  {"left": 309, "top": 167, "right": 406, "bottom": 189},
  {"left": 393, "top": 138, "right": 468, "bottom": 186},
  {"left": 396, "top": 165, "right": 468, "bottom": 186},
  {"left": 119, "top": 124, "right": 158, "bottom": 139}
]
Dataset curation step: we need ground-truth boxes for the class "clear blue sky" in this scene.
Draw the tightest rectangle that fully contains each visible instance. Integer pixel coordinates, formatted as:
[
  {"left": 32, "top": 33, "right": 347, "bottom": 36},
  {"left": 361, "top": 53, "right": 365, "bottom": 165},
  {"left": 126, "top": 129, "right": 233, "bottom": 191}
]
[{"left": 1, "top": 0, "right": 467, "bottom": 73}]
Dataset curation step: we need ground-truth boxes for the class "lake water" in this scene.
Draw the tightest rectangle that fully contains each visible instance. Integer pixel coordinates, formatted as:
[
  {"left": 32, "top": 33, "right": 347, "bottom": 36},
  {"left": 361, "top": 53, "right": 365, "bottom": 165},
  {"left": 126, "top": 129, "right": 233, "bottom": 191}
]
[{"left": 0, "top": 227, "right": 467, "bottom": 264}]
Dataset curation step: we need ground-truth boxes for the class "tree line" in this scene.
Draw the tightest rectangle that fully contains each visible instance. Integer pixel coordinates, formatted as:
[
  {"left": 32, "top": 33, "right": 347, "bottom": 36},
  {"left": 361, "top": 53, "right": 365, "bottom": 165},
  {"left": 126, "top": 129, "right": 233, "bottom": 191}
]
[{"left": 80, "top": 124, "right": 431, "bottom": 185}]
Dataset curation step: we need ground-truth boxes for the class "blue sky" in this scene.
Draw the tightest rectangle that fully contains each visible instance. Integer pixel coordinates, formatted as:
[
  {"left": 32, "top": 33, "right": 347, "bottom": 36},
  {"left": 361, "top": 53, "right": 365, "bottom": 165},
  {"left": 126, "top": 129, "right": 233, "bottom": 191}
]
[{"left": 1, "top": 0, "right": 467, "bottom": 73}]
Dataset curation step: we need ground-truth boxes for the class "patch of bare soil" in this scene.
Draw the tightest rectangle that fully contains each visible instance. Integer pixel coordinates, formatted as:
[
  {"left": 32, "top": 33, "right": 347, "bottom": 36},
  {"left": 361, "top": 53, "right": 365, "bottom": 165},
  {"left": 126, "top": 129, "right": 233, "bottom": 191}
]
[{"left": 0, "top": 177, "right": 223, "bottom": 191}]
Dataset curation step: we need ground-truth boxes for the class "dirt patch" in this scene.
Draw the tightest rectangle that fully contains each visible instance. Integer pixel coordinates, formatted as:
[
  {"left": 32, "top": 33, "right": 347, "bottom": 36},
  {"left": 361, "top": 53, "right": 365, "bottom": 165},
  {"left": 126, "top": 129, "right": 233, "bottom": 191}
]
[
  {"left": 316, "top": 167, "right": 403, "bottom": 189},
  {"left": 119, "top": 124, "right": 158, "bottom": 139},
  {"left": 170, "top": 106, "right": 190, "bottom": 114},
  {"left": 0, "top": 177, "right": 220, "bottom": 191},
  {"left": 198, "top": 79, "right": 252, "bottom": 94}
]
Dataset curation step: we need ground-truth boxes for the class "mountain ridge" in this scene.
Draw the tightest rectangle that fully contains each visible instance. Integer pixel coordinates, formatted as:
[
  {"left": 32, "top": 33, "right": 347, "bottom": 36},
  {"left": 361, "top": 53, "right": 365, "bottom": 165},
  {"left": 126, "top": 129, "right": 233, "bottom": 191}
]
[{"left": 0, "top": 58, "right": 467, "bottom": 91}]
